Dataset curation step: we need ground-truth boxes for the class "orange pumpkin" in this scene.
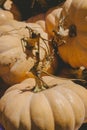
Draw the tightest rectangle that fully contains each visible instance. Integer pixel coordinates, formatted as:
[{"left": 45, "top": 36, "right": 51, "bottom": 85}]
[{"left": 53, "top": 0, "right": 87, "bottom": 68}]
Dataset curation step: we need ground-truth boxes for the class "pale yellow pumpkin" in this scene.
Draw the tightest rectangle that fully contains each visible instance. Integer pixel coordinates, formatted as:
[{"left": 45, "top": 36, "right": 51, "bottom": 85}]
[
  {"left": 0, "top": 20, "right": 58, "bottom": 85},
  {"left": 2, "top": 0, "right": 21, "bottom": 20},
  {"left": 0, "top": 76, "right": 87, "bottom": 130},
  {"left": 54, "top": 0, "right": 87, "bottom": 68},
  {"left": 63, "top": 0, "right": 72, "bottom": 13},
  {"left": 0, "top": 9, "right": 14, "bottom": 25}
]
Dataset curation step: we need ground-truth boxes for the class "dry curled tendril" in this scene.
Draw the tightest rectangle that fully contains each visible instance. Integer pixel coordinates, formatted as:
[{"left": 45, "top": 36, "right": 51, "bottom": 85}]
[
  {"left": 0, "top": 25, "right": 86, "bottom": 92},
  {"left": 21, "top": 26, "right": 58, "bottom": 92},
  {"left": 53, "top": 12, "right": 77, "bottom": 47},
  {"left": 21, "top": 26, "right": 87, "bottom": 92}
]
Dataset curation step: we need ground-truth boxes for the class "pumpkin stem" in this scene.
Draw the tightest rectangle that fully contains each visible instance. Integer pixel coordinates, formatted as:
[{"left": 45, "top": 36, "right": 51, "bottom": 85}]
[
  {"left": 32, "top": 76, "right": 49, "bottom": 92},
  {"left": 53, "top": 14, "right": 69, "bottom": 46},
  {"left": 53, "top": 10, "right": 77, "bottom": 47},
  {"left": 30, "top": 36, "right": 50, "bottom": 92},
  {"left": 21, "top": 26, "right": 56, "bottom": 92}
]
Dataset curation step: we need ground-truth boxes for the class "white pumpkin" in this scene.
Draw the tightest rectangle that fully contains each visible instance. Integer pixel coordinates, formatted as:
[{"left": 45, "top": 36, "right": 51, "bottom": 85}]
[{"left": 0, "top": 20, "right": 58, "bottom": 85}]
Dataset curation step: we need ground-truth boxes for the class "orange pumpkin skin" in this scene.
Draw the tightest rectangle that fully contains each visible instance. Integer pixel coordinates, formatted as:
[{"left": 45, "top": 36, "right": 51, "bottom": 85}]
[
  {"left": 44, "top": 0, "right": 72, "bottom": 36},
  {"left": 0, "top": 76, "right": 87, "bottom": 130},
  {"left": 55, "top": 0, "right": 87, "bottom": 68}
]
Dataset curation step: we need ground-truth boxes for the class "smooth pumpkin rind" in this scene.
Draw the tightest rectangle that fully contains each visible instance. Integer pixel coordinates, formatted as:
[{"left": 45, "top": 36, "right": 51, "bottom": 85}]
[
  {"left": 57, "top": 0, "right": 87, "bottom": 67},
  {"left": 0, "top": 76, "right": 87, "bottom": 130}
]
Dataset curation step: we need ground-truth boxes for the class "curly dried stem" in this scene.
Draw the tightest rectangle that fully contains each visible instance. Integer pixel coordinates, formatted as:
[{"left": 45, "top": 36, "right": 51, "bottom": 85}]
[
  {"left": 21, "top": 26, "right": 58, "bottom": 92},
  {"left": 53, "top": 12, "right": 77, "bottom": 47}
]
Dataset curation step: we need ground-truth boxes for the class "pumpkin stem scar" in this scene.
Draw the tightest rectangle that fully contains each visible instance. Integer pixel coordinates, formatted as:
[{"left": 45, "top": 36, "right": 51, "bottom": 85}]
[{"left": 69, "top": 24, "right": 77, "bottom": 37}]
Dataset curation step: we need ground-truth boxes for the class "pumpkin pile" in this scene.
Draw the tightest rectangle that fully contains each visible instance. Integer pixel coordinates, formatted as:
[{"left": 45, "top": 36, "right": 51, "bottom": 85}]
[{"left": 0, "top": 0, "right": 87, "bottom": 130}]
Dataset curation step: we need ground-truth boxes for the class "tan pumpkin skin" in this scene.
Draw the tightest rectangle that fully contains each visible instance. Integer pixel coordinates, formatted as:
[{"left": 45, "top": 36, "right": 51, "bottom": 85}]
[
  {"left": 0, "top": 20, "right": 58, "bottom": 85},
  {"left": 0, "top": 76, "right": 87, "bottom": 130},
  {"left": 63, "top": 0, "right": 72, "bottom": 13},
  {"left": 0, "top": 9, "right": 14, "bottom": 25},
  {"left": 40, "top": 0, "right": 72, "bottom": 36},
  {"left": 26, "top": 13, "right": 46, "bottom": 32},
  {"left": 3, "top": 0, "right": 21, "bottom": 20},
  {"left": 56, "top": 0, "right": 87, "bottom": 68},
  {"left": 45, "top": 6, "right": 63, "bottom": 37}
]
